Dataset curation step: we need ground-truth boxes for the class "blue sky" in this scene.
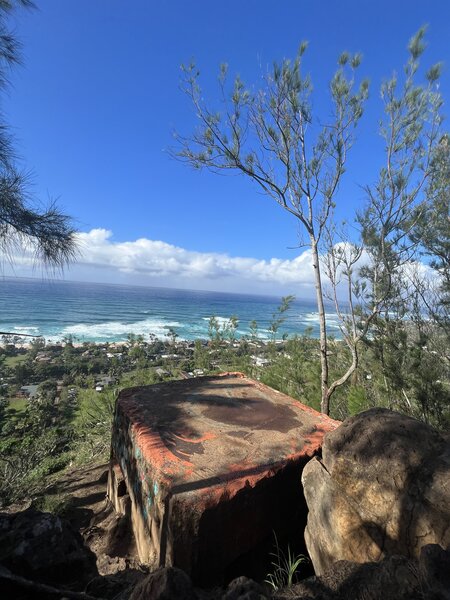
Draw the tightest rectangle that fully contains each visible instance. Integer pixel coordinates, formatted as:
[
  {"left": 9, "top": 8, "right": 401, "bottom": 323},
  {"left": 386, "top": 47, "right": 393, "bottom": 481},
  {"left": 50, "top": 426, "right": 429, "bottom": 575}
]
[{"left": 4, "top": 0, "right": 450, "bottom": 296}]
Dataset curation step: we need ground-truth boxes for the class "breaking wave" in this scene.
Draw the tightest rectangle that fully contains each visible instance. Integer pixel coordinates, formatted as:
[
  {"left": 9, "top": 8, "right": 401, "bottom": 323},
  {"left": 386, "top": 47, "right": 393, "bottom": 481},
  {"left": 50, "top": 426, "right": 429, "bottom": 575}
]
[
  {"left": 302, "top": 312, "right": 341, "bottom": 329},
  {"left": 60, "top": 318, "right": 182, "bottom": 341}
]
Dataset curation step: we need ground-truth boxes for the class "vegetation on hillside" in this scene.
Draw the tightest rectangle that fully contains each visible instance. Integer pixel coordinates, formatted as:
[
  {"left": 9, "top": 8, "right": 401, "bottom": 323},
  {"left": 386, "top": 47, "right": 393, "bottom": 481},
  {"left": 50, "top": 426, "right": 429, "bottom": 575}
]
[{"left": 0, "top": 297, "right": 448, "bottom": 508}]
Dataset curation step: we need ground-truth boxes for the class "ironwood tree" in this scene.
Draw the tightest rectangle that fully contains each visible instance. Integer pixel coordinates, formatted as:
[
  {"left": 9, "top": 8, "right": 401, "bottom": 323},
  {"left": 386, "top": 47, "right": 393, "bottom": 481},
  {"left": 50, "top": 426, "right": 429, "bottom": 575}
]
[
  {"left": 175, "top": 43, "right": 369, "bottom": 414},
  {"left": 175, "top": 30, "right": 445, "bottom": 416},
  {"left": 322, "top": 28, "right": 445, "bottom": 414},
  {"left": 0, "top": 0, "right": 77, "bottom": 269}
]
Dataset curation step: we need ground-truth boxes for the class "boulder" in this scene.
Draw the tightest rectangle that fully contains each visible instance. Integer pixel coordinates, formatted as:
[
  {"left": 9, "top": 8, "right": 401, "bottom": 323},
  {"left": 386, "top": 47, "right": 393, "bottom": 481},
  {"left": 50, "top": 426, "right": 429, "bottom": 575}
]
[
  {"left": 222, "top": 575, "right": 269, "bottom": 599},
  {"left": 0, "top": 507, "right": 97, "bottom": 586},
  {"left": 274, "top": 554, "right": 421, "bottom": 600},
  {"left": 302, "top": 408, "right": 450, "bottom": 574},
  {"left": 129, "top": 566, "right": 197, "bottom": 600},
  {"left": 419, "top": 543, "right": 450, "bottom": 600},
  {"left": 85, "top": 569, "right": 148, "bottom": 600}
]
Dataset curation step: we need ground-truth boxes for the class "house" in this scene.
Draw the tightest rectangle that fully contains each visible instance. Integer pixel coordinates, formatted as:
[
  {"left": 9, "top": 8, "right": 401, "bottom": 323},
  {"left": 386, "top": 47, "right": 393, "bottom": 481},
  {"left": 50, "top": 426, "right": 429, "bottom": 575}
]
[
  {"left": 94, "top": 375, "right": 116, "bottom": 391},
  {"left": 155, "top": 367, "right": 169, "bottom": 377},
  {"left": 251, "top": 356, "right": 270, "bottom": 367},
  {"left": 17, "top": 384, "right": 39, "bottom": 399}
]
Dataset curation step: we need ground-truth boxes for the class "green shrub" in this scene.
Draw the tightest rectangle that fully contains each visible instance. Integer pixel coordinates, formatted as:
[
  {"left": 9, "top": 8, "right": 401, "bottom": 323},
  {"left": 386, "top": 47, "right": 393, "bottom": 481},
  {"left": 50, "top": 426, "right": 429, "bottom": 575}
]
[
  {"left": 265, "top": 533, "right": 308, "bottom": 591},
  {"left": 33, "top": 493, "right": 72, "bottom": 516}
]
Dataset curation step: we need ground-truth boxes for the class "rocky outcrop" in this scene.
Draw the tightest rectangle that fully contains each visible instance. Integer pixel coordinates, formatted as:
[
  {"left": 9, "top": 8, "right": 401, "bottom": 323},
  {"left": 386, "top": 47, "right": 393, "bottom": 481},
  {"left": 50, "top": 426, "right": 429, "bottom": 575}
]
[
  {"left": 0, "top": 507, "right": 97, "bottom": 586},
  {"left": 419, "top": 543, "right": 450, "bottom": 599},
  {"left": 85, "top": 569, "right": 148, "bottom": 600},
  {"left": 302, "top": 408, "right": 450, "bottom": 575},
  {"left": 120, "top": 548, "right": 450, "bottom": 599},
  {"left": 222, "top": 576, "right": 269, "bottom": 599},
  {"left": 275, "top": 546, "right": 450, "bottom": 599},
  {"left": 129, "top": 570, "right": 272, "bottom": 600},
  {"left": 129, "top": 566, "right": 197, "bottom": 600}
]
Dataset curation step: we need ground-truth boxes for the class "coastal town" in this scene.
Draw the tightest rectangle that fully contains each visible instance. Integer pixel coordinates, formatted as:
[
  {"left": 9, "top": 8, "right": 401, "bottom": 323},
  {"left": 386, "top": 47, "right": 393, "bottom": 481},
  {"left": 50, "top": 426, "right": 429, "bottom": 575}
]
[
  {"left": 3, "top": 323, "right": 324, "bottom": 508},
  {"left": 1, "top": 329, "right": 275, "bottom": 407}
]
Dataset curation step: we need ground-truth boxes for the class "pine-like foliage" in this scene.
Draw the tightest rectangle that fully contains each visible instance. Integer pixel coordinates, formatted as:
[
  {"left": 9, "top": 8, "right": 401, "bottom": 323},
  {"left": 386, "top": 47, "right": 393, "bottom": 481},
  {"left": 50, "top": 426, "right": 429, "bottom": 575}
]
[{"left": 0, "top": 1, "right": 77, "bottom": 269}]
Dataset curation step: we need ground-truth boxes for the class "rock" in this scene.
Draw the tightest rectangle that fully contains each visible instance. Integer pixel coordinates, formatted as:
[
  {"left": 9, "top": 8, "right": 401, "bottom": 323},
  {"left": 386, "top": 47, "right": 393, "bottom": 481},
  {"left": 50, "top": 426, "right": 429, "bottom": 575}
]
[
  {"left": 0, "top": 507, "right": 97, "bottom": 586},
  {"left": 302, "top": 408, "right": 450, "bottom": 574},
  {"left": 222, "top": 575, "right": 269, "bottom": 599},
  {"left": 104, "top": 511, "right": 134, "bottom": 557},
  {"left": 86, "top": 569, "right": 148, "bottom": 600},
  {"left": 274, "top": 559, "right": 354, "bottom": 599},
  {"left": 275, "top": 555, "right": 421, "bottom": 599},
  {"left": 329, "top": 555, "right": 421, "bottom": 599},
  {"left": 419, "top": 544, "right": 450, "bottom": 599},
  {"left": 129, "top": 566, "right": 197, "bottom": 600}
]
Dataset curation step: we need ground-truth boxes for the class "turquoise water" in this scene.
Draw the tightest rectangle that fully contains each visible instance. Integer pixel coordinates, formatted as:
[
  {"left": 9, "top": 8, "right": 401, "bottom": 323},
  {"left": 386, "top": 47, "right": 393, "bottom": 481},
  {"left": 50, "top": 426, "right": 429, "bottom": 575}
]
[{"left": 0, "top": 278, "right": 341, "bottom": 343}]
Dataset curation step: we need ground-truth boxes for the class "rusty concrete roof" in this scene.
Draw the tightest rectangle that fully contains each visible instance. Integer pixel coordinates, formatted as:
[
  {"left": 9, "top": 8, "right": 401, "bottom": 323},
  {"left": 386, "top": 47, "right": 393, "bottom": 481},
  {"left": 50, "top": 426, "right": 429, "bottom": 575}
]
[{"left": 116, "top": 373, "right": 339, "bottom": 492}]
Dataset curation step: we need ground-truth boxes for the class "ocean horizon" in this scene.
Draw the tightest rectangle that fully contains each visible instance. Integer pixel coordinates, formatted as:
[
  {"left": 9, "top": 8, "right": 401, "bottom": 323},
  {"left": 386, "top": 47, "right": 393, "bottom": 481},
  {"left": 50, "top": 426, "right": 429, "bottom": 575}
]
[{"left": 0, "top": 277, "right": 342, "bottom": 343}]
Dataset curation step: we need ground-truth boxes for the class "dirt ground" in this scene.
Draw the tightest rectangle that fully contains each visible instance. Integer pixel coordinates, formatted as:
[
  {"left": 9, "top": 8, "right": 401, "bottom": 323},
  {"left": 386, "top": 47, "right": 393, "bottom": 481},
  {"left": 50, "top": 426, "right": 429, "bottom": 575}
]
[
  {"left": 45, "top": 461, "right": 144, "bottom": 577},
  {"left": 41, "top": 462, "right": 219, "bottom": 598}
]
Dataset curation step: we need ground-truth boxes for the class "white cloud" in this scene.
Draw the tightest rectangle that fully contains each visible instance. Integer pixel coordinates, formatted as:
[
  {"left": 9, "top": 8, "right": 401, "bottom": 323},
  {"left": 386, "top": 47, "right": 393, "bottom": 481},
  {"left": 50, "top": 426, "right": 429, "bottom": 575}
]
[
  {"left": 2, "top": 228, "right": 316, "bottom": 295},
  {"left": 70, "top": 228, "right": 316, "bottom": 292},
  {"left": 3, "top": 228, "right": 439, "bottom": 297}
]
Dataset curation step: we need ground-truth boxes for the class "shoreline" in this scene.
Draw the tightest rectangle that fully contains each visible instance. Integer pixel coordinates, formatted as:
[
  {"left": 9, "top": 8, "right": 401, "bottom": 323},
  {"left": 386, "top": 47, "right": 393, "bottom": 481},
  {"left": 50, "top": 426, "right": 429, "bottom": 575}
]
[{"left": 0, "top": 335, "right": 289, "bottom": 352}]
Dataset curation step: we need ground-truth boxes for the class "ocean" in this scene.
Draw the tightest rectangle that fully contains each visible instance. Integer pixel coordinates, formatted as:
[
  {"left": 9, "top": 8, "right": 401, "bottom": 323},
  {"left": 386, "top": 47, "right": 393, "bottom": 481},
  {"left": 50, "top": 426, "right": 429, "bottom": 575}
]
[{"left": 0, "top": 278, "right": 341, "bottom": 343}]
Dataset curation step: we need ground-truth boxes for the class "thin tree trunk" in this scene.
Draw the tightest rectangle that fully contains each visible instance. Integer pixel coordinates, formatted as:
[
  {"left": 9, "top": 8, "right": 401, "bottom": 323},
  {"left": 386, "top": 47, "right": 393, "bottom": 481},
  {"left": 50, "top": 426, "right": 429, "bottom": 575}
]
[
  {"left": 311, "top": 238, "right": 329, "bottom": 414},
  {"left": 326, "top": 345, "right": 358, "bottom": 404}
]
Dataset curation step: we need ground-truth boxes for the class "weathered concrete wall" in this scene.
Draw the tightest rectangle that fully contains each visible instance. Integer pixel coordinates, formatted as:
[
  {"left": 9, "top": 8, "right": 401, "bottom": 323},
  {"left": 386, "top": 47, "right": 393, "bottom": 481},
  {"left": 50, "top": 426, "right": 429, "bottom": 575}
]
[{"left": 108, "top": 373, "right": 338, "bottom": 585}]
